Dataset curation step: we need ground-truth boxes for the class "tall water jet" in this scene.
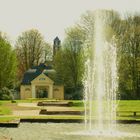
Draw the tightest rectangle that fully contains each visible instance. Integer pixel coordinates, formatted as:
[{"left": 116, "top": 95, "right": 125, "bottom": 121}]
[{"left": 84, "top": 10, "right": 118, "bottom": 132}]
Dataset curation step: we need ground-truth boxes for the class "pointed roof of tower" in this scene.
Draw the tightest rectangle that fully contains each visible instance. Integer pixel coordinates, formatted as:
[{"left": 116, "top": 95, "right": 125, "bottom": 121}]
[{"left": 54, "top": 36, "right": 61, "bottom": 46}]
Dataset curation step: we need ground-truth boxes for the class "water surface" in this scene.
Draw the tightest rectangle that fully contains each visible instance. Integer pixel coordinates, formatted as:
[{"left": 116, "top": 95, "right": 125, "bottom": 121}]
[{"left": 0, "top": 123, "right": 140, "bottom": 140}]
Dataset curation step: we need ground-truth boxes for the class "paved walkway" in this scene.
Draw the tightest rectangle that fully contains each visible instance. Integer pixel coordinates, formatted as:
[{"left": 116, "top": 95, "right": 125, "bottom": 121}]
[
  {"left": 13, "top": 103, "right": 78, "bottom": 116},
  {"left": 18, "top": 103, "right": 77, "bottom": 111},
  {"left": 13, "top": 110, "right": 40, "bottom": 116},
  {"left": 18, "top": 103, "right": 38, "bottom": 107},
  {"left": 0, "top": 136, "right": 11, "bottom": 140}
]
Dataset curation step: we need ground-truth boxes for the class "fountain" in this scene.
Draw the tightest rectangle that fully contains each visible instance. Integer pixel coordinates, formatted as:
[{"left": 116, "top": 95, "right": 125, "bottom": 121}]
[
  {"left": 84, "top": 10, "right": 118, "bottom": 134},
  {"left": 72, "top": 10, "right": 140, "bottom": 139},
  {"left": 0, "top": 10, "right": 140, "bottom": 140}
]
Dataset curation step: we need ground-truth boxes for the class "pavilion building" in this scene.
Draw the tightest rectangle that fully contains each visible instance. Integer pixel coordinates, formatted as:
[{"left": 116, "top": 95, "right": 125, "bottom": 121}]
[{"left": 20, "top": 37, "right": 64, "bottom": 100}]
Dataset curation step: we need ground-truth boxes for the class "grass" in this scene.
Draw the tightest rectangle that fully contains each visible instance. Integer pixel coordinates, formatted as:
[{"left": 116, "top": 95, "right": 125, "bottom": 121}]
[
  {"left": 0, "top": 99, "right": 140, "bottom": 122},
  {"left": 0, "top": 117, "right": 19, "bottom": 122},
  {"left": 0, "top": 107, "right": 11, "bottom": 115},
  {"left": 0, "top": 100, "right": 11, "bottom": 105},
  {"left": 72, "top": 100, "right": 140, "bottom": 120},
  {"left": 0, "top": 101, "right": 12, "bottom": 115},
  {"left": 117, "top": 100, "right": 140, "bottom": 111},
  {"left": 0, "top": 115, "right": 84, "bottom": 122}
]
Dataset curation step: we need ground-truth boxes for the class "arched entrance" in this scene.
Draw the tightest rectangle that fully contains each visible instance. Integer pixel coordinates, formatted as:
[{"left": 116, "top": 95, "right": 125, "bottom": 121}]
[
  {"left": 31, "top": 84, "right": 53, "bottom": 99},
  {"left": 36, "top": 86, "right": 49, "bottom": 98},
  {"left": 31, "top": 73, "right": 54, "bottom": 99}
]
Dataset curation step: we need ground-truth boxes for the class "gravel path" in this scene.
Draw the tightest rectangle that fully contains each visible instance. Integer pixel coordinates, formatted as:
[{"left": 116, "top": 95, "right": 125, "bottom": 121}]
[
  {"left": 0, "top": 136, "right": 11, "bottom": 140},
  {"left": 13, "top": 103, "right": 78, "bottom": 116},
  {"left": 13, "top": 110, "right": 40, "bottom": 116}
]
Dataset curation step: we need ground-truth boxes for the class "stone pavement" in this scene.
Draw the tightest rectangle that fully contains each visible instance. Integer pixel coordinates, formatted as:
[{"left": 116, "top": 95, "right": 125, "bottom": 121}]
[{"left": 13, "top": 103, "right": 78, "bottom": 116}]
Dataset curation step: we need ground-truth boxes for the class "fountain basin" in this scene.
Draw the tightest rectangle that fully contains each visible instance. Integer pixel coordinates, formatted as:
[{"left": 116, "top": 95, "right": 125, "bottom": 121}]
[{"left": 0, "top": 123, "right": 140, "bottom": 140}]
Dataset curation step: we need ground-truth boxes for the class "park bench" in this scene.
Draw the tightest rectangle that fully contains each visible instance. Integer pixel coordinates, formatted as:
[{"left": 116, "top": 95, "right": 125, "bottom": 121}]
[{"left": 117, "top": 111, "right": 140, "bottom": 117}]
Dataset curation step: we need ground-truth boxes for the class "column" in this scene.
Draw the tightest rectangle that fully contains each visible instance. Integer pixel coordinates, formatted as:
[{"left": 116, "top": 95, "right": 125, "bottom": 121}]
[
  {"left": 48, "top": 84, "right": 53, "bottom": 99},
  {"left": 32, "top": 85, "right": 36, "bottom": 98}
]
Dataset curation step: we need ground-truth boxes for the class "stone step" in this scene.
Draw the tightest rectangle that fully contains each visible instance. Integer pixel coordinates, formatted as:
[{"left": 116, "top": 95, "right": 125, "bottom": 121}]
[
  {"left": 37, "top": 101, "right": 73, "bottom": 107},
  {"left": 39, "top": 109, "right": 84, "bottom": 115}
]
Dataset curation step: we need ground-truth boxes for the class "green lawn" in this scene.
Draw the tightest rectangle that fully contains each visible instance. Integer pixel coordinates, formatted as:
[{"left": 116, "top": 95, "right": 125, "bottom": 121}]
[
  {"left": 0, "top": 101, "right": 12, "bottom": 115},
  {"left": 0, "top": 100, "right": 140, "bottom": 122},
  {"left": 0, "top": 117, "right": 19, "bottom": 122},
  {"left": 117, "top": 100, "right": 140, "bottom": 111}
]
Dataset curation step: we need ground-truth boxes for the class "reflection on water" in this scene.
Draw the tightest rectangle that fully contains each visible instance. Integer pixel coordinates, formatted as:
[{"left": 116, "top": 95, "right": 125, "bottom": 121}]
[{"left": 0, "top": 123, "right": 140, "bottom": 140}]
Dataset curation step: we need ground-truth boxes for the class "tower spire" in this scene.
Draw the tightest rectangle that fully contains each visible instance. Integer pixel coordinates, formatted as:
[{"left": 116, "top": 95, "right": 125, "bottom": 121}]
[{"left": 53, "top": 36, "right": 61, "bottom": 56}]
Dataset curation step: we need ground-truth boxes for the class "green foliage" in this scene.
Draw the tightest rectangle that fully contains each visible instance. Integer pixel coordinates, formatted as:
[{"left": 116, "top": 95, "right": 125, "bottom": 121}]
[
  {"left": 53, "top": 11, "right": 140, "bottom": 100},
  {"left": 15, "top": 29, "right": 51, "bottom": 80},
  {"left": 44, "top": 42, "right": 53, "bottom": 61},
  {"left": 65, "top": 87, "right": 83, "bottom": 100},
  {"left": 80, "top": 10, "right": 140, "bottom": 100},
  {"left": 0, "top": 87, "right": 14, "bottom": 100},
  {"left": 0, "top": 34, "right": 17, "bottom": 88},
  {"left": 54, "top": 26, "right": 86, "bottom": 99},
  {"left": 118, "top": 14, "right": 140, "bottom": 99}
]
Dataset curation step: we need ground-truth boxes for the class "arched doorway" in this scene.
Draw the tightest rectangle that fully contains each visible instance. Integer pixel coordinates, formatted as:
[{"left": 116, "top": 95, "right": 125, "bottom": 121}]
[{"left": 36, "top": 86, "right": 49, "bottom": 98}]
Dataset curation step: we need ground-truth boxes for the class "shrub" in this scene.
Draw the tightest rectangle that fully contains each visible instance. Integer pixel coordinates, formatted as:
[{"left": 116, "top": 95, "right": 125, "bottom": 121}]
[
  {"left": 65, "top": 86, "right": 83, "bottom": 100},
  {"left": 11, "top": 100, "right": 16, "bottom": 103},
  {"left": 0, "top": 87, "right": 13, "bottom": 100}
]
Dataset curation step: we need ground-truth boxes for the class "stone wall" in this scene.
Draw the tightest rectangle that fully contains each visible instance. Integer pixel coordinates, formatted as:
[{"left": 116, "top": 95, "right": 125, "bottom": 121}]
[
  {"left": 53, "top": 85, "right": 64, "bottom": 100},
  {"left": 20, "top": 85, "right": 32, "bottom": 99}
]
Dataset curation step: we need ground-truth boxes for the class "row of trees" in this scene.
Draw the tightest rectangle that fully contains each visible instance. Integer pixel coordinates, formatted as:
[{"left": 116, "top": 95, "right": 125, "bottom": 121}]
[
  {"left": 0, "top": 10, "right": 139, "bottom": 100},
  {"left": 16, "top": 29, "right": 52, "bottom": 81},
  {"left": 0, "top": 29, "right": 52, "bottom": 99},
  {"left": 118, "top": 14, "right": 140, "bottom": 99},
  {"left": 54, "top": 27, "right": 86, "bottom": 99},
  {"left": 54, "top": 10, "right": 140, "bottom": 99},
  {"left": 0, "top": 33, "right": 17, "bottom": 89}
]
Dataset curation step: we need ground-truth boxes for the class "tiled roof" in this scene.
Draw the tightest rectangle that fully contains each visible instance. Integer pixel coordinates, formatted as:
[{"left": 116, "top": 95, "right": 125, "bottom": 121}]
[{"left": 21, "top": 63, "right": 52, "bottom": 85}]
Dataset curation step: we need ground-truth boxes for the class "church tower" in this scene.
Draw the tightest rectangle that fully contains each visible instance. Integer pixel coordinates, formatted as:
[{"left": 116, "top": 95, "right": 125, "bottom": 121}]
[{"left": 53, "top": 36, "right": 61, "bottom": 56}]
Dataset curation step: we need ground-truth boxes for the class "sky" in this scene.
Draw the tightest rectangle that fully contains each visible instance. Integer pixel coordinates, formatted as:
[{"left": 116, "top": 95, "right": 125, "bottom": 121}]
[{"left": 0, "top": 0, "right": 139, "bottom": 45}]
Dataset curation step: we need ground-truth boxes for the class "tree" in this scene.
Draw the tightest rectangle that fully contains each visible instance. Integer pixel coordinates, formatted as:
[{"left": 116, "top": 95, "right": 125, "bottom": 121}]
[
  {"left": 44, "top": 42, "right": 53, "bottom": 62},
  {"left": 55, "top": 10, "right": 140, "bottom": 100},
  {"left": 0, "top": 87, "right": 13, "bottom": 100},
  {"left": 80, "top": 10, "right": 140, "bottom": 100},
  {"left": 54, "top": 26, "right": 86, "bottom": 99},
  {"left": 16, "top": 29, "right": 50, "bottom": 80},
  {"left": 79, "top": 10, "right": 121, "bottom": 41},
  {"left": 0, "top": 33, "right": 17, "bottom": 88},
  {"left": 118, "top": 14, "right": 140, "bottom": 99}
]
